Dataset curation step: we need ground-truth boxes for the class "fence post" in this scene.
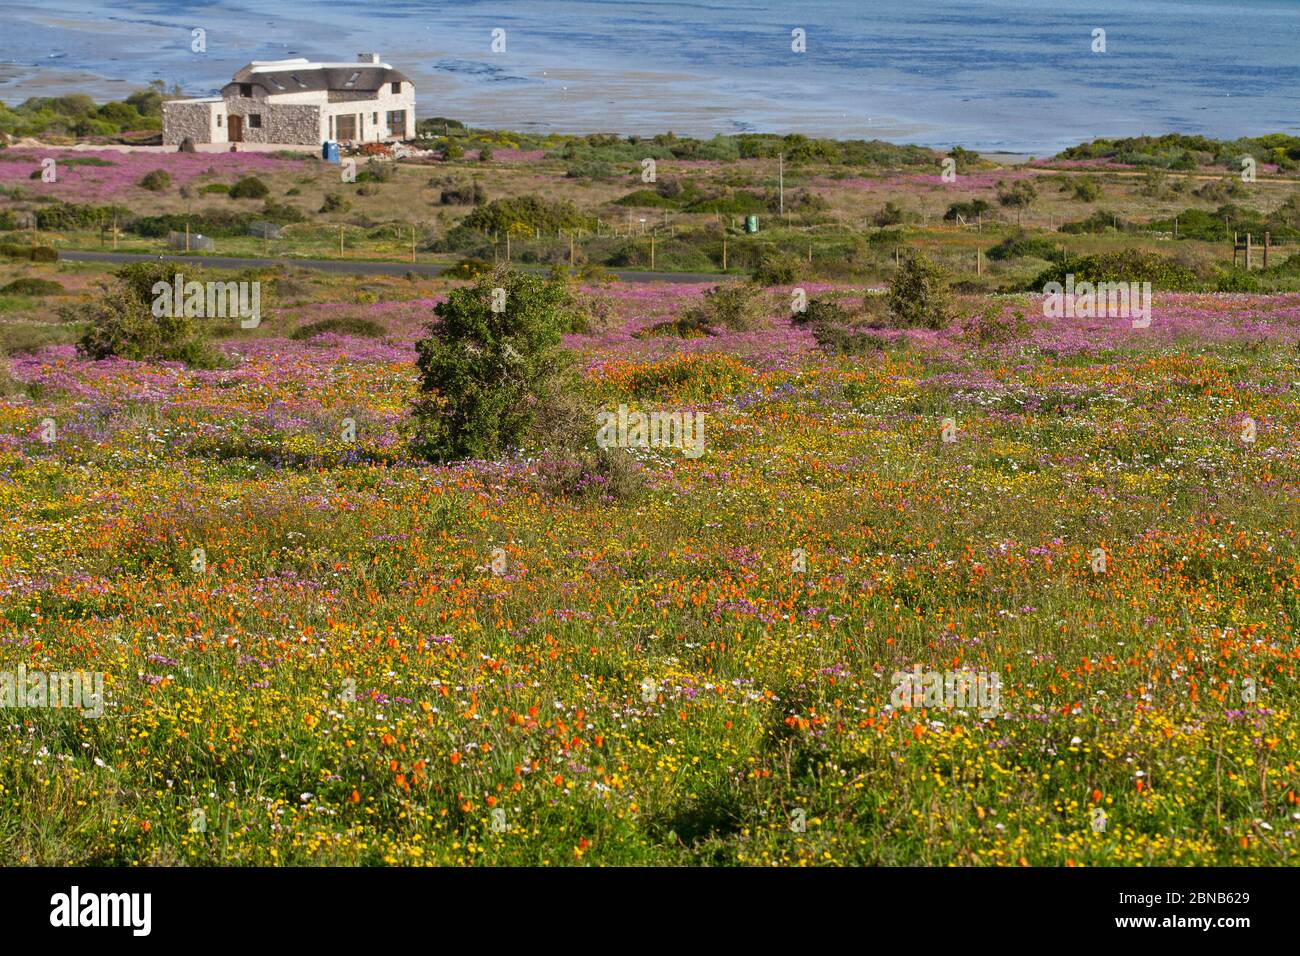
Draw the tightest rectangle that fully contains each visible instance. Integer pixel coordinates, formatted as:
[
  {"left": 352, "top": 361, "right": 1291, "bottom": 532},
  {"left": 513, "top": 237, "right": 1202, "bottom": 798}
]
[{"left": 339, "top": 225, "right": 344, "bottom": 256}]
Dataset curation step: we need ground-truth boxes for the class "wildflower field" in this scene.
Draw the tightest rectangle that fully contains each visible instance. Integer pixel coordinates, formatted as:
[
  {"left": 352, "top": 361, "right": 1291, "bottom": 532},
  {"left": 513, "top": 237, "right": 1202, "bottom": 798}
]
[{"left": 2, "top": 278, "right": 1300, "bottom": 866}]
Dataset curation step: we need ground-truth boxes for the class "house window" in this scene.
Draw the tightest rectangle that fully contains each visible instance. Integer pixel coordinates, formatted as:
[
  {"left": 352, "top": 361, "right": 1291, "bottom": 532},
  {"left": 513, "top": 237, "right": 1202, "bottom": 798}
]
[
  {"left": 335, "top": 114, "right": 357, "bottom": 140},
  {"left": 386, "top": 110, "right": 406, "bottom": 134},
  {"left": 239, "top": 83, "right": 252, "bottom": 97},
  {"left": 216, "top": 115, "right": 223, "bottom": 127},
  {"left": 391, "top": 81, "right": 401, "bottom": 95},
  {"left": 248, "top": 114, "right": 262, "bottom": 129}
]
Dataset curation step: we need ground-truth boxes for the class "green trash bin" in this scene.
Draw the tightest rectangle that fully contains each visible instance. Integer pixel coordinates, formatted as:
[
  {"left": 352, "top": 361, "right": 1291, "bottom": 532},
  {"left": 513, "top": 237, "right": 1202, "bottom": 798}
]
[{"left": 745, "top": 215, "right": 759, "bottom": 234}]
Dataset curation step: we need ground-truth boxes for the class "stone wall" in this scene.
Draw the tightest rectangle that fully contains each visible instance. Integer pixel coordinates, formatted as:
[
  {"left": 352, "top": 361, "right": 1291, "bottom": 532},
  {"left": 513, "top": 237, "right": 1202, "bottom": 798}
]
[
  {"left": 163, "top": 102, "right": 215, "bottom": 145},
  {"left": 227, "top": 102, "right": 321, "bottom": 145}
]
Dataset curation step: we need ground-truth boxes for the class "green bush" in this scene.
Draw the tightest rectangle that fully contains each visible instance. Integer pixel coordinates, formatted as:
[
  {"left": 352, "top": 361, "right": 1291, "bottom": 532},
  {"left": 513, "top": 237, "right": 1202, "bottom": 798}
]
[
  {"left": 33, "top": 202, "right": 127, "bottom": 231},
  {"left": 138, "top": 169, "right": 171, "bottom": 192},
  {"left": 411, "top": 267, "right": 574, "bottom": 462},
  {"left": 460, "top": 195, "right": 596, "bottom": 236},
  {"left": 874, "top": 201, "right": 906, "bottom": 227},
  {"left": 228, "top": 176, "right": 270, "bottom": 200},
  {"left": 986, "top": 232, "right": 1063, "bottom": 262},
  {"left": 677, "top": 282, "right": 768, "bottom": 335},
  {"left": 442, "top": 258, "right": 492, "bottom": 280},
  {"left": 792, "top": 297, "right": 849, "bottom": 327},
  {"left": 886, "top": 253, "right": 951, "bottom": 329},
  {"left": 1, "top": 277, "right": 64, "bottom": 296},
  {"left": 0, "top": 243, "right": 58, "bottom": 262},
  {"left": 753, "top": 250, "right": 802, "bottom": 285},
  {"left": 1027, "top": 249, "right": 1200, "bottom": 291},
  {"left": 320, "top": 193, "right": 350, "bottom": 214},
  {"left": 1058, "top": 209, "right": 1126, "bottom": 234},
  {"left": 439, "top": 181, "right": 487, "bottom": 205},
  {"left": 75, "top": 261, "right": 220, "bottom": 367},
  {"left": 811, "top": 321, "right": 889, "bottom": 355},
  {"left": 614, "top": 189, "right": 679, "bottom": 209},
  {"left": 290, "top": 316, "right": 386, "bottom": 340},
  {"left": 943, "top": 198, "right": 994, "bottom": 222},
  {"left": 199, "top": 183, "right": 230, "bottom": 194},
  {"left": 1215, "top": 268, "right": 1260, "bottom": 292},
  {"left": 1072, "top": 178, "right": 1103, "bottom": 202}
]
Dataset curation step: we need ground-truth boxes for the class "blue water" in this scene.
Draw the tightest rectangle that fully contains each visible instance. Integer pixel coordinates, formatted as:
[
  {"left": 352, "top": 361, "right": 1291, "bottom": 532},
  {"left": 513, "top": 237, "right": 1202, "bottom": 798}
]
[{"left": 0, "top": 0, "right": 1297, "bottom": 152}]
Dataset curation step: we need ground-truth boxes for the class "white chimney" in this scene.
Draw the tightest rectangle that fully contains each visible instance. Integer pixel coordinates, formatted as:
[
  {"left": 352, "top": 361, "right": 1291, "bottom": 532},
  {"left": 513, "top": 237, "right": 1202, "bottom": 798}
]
[{"left": 358, "top": 53, "right": 380, "bottom": 64}]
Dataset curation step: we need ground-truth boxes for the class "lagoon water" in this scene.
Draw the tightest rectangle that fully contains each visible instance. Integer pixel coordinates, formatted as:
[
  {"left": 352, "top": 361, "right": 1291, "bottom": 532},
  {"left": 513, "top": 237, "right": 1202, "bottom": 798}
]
[{"left": 0, "top": 0, "right": 1297, "bottom": 152}]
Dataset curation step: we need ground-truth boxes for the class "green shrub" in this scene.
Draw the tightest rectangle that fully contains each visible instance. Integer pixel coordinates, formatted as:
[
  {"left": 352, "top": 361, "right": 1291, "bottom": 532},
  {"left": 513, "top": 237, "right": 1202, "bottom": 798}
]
[
  {"left": 442, "top": 258, "right": 492, "bottom": 280},
  {"left": 0, "top": 243, "right": 58, "bottom": 262},
  {"left": 320, "top": 193, "right": 350, "bottom": 213},
  {"left": 886, "top": 253, "right": 951, "bottom": 329},
  {"left": 290, "top": 316, "right": 386, "bottom": 340},
  {"left": 1072, "top": 178, "right": 1103, "bottom": 202},
  {"left": 943, "top": 198, "right": 994, "bottom": 222},
  {"left": 138, "top": 169, "right": 171, "bottom": 192},
  {"left": 199, "top": 183, "right": 230, "bottom": 194},
  {"left": 460, "top": 195, "right": 596, "bottom": 236},
  {"left": 792, "top": 297, "right": 849, "bottom": 327},
  {"left": 1059, "top": 209, "right": 1126, "bottom": 234},
  {"left": 576, "top": 263, "right": 617, "bottom": 285},
  {"left": 753, "top": 250, "right": 802, "bottom": 285},
  {"left": 1027, "top": 249, "right": 1199, "bottom": 291},
  {"left": 811, "top": 321, "right": 889, "bottom": 355},
  {"left": 356, "top": 161, "right": 394, "bottom": 184},
  {"left": 677, "top": 282, "right": 768, "bottom": 335},
  {"left": 411, "top": 267, "right": 574, "bottom": 462},
  {"left": 1, "top": 277, "right": 64, "bottom": 296},
  {"left": 259, "top": 200, "right": 304, "bottom": 224},
  {"left": 874, "top": 201, "right": 906, "bottom": 227},
  {"left": 1215, "top": 268, "right": 1260, "bottom": 292},
  {"left": 33, "top": 202, "right": 127, "bottom": 231},
  {"left": 440, "top": 181, "right": 487, "bottom": 205},
  {"left": 228, "top": 176, "right": 270, "bottom": 200},
  {"left": 986, "top": 232, "right": 1063, "bottom": 262},
  {"left": 75, "top": 261, "right": 220, "bottom": 367}
]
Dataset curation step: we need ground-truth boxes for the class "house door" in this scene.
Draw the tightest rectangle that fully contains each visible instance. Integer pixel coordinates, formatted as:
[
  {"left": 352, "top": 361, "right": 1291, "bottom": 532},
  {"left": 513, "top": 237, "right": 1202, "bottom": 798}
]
[{"left": 228, "top": 115, "right": 243, "bottom": 142}]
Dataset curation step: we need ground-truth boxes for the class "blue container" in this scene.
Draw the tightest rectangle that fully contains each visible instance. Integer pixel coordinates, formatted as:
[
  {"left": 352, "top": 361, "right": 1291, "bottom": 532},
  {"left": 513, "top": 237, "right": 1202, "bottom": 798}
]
[
  {"left": 322, "top": 141, "right": 340, "bottom": 164},
  {"left": 745, "top": 215, "right": 759, "bottom": 234}
]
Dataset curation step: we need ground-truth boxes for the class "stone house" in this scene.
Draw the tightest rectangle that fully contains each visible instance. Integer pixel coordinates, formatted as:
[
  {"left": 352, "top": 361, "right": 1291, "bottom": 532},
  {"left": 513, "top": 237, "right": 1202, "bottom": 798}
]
[{"left": 163, "top": 54, "right": 414, "bottom": 146}]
